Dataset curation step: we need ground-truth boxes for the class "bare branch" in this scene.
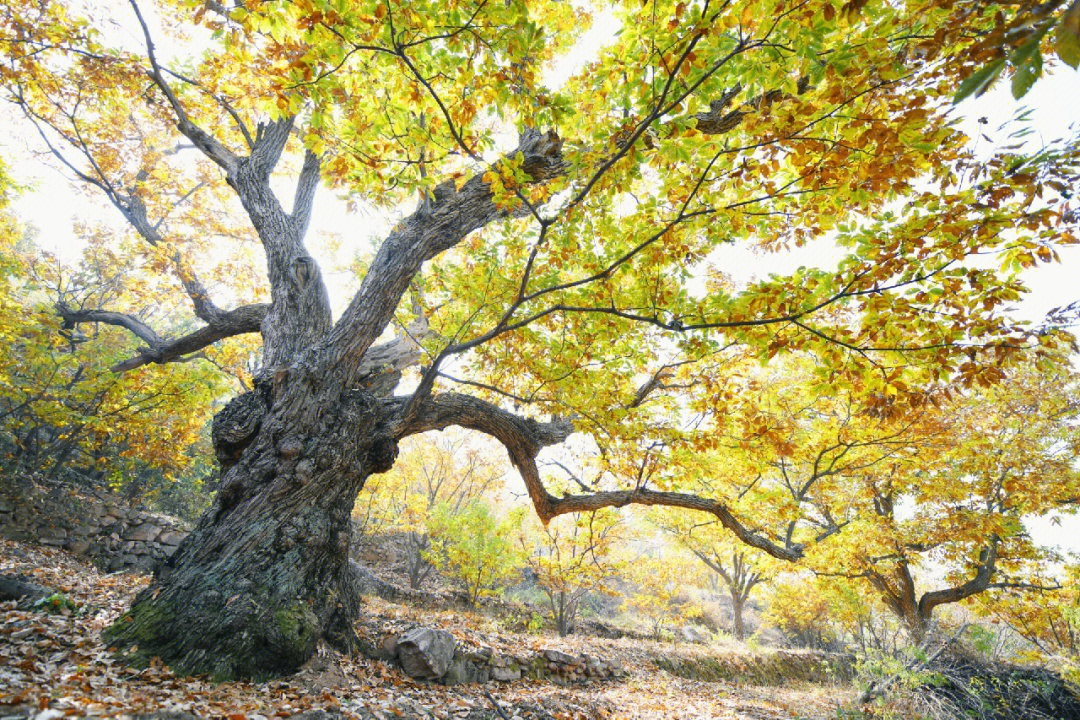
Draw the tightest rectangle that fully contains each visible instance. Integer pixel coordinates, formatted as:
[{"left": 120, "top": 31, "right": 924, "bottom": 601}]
[
  {"left": 391, "top": 391, "right": 803, "bottom": 562},
  {"left": 57, "top": 301, "right": 268, "bottom": 372},
  {"left": 129, "top": 0, "right": 238, "bottom": 173}
]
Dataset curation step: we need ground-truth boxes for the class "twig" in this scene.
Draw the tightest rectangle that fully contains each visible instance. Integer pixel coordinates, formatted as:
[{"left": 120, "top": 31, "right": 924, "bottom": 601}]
[
  {"left": 482, "top": 690, "right": 512, "bottom": 720},
  {"left": 857, "top": 623, "right": 969, "bottom": 704}
]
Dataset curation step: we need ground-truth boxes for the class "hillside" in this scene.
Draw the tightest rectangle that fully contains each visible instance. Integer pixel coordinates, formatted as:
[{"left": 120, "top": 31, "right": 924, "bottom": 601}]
[{"left": 1, "top": 539, "right": 848, "bottom": 719}]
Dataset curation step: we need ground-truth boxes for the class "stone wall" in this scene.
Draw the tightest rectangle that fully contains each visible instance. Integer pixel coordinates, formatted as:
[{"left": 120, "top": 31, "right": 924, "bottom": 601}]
[
  {"left": 0, "top": 476, "right": 191, "bottom": 572},
  {"left": 373, "top": 626, "right": 627, "bottom": 686}
]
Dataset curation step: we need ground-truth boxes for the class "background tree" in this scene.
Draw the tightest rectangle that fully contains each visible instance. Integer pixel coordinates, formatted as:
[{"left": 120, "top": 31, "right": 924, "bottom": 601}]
[
  {"left": 802, "top": 362, "right": 1080, "bottom": 640},
  {"left": 355, "top": 431, "right": 502, "bottom": 588},
  {"left": 763, "top": 575, "right": 839, "bottom": 650},
  {"left": 622, "top": 353, "right": 1080, "bottom": 641},
  {"left": 653, "top": 509, "right": 775, "bottom": 640},
  {"left": 425, "top": 500, "right": 526, "bottom": 605},
  {"left": 0, "top": 179, "right": 235, "bottom": 506},
  {"left": 1, "top": 0, "right": 1077, "bottom": 678},
  {"left": 621, "top": 549, "right": 704, "bottom": 641},
  {"left": 519, "top": 506, "right": 624, "bottom": 636},
  {"left": 976, "top": 563, "right": 1080, "bottom": 682}
]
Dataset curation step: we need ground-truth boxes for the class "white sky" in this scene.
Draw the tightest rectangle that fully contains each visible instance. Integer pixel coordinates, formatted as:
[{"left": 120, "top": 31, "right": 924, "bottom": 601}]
[{"left": 3, "top": 5, "right": 1078, "bottom": 555}]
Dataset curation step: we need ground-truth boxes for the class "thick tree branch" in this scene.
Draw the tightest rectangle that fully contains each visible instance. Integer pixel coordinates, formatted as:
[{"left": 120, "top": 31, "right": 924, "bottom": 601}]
[
  {"left": 325, "top": 129, "right": 564, "bottom": 384},
  {"left": 291, "top": 150, "right": 321, "bottom": 237},
  {"left": 56, "top": 303, "right": 162, "bottom": 349},
  {"left": 918, "top": 539, "right": 999, "bottom": 620},
  {"left": 392, "top": 392, "right": 803, "bottom": 562},
  {"left": 249, "top": 117, "right": 294, "bottom": 177},
  {"left": 131, "top": 1, "right": 331, "bottom": 370},
  {"left": 393, "top": 391, "right": 573, "bottom": 521},
  {"left": 542, "top": 487, "right": 804, "bottom": 562},
  {"left": 57, "top": 301, "right": 268, "bottom": 372}
]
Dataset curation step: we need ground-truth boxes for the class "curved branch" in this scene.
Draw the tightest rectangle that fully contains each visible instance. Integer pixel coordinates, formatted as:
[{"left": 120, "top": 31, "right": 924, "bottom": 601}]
[
  {"left": 325, "top": 129, "right": 564, "bottom": 383},
  {"left": 56, "top": 303, "right": 161, "bottom": 348},
  {"left": 918, "top": 539, "right": 999, "bottom": 621},
  {"left": 394, "top": 392, "right": 573, "bottom": 521},
  {"left": 543, "top": 487, "right": 803, "bottom": 562},
  {"left": 394, "top": 392, "right": 803, "bottom": 562}
]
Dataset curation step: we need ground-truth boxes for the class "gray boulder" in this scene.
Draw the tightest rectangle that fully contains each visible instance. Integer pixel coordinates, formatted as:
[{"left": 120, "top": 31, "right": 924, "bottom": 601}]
[
  {"left": 395, "top": 627, "right": 457, "bottom": 681},
  {"left": 441, "top": 651, "right": 491, "bottom": 685},
  {"left": 0, "top": 574, "right": 51, "bottom": 607}
]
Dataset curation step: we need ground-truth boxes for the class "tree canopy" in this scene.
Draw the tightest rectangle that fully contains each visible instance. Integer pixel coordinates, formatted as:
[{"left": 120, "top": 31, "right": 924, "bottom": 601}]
[{"left": 2, "top": 0, "right": 1079, "bottom": 679}]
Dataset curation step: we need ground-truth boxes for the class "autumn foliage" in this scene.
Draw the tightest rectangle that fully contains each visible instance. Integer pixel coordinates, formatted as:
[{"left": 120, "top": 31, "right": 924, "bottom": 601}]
[{"left": 1, "top": 0, "right": 1079, "bottom": 688}]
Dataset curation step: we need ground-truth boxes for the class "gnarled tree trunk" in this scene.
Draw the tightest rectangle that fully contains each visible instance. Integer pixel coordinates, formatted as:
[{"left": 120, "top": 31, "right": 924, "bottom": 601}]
[
  {"left": 103, "top": 377, "right": 399, "bottom": 679},
  {"left": 52, "top": 10, "right": 806, "bottom": 677}
]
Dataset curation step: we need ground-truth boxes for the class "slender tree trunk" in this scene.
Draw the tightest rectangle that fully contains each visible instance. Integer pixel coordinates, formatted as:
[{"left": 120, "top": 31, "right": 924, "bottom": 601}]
[
  {"left": 407, "top": 533, "right": 432, "bottom": 590},
  {"left": 732, "top": 594, "right": 746, "bottom": 641},
  {"left": 103, "top": 380, "right": 399, "bottom": 680}
]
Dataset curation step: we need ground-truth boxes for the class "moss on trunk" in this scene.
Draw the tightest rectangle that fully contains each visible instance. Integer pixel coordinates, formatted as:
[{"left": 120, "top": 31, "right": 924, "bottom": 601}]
[{"left": 104, "top": 386, "right": 391, "bottom": 680}]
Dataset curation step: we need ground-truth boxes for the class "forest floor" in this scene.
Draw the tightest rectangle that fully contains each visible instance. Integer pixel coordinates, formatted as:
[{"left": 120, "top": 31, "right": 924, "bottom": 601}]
[{"left": 0, "top": 539, "right": 854, "bottom": 720}]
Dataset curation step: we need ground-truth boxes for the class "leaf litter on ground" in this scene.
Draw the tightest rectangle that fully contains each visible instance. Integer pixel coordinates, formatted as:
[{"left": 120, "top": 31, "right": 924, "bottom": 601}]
[{"left": 1, "top": 540, "right": 842, "bottom": 719}]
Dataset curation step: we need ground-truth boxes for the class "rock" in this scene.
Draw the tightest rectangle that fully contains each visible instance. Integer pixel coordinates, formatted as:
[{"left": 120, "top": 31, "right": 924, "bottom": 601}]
[
  {"left": 158, "top": 530, "right": 186, "bottom": 546},
  {"left": 491, "top": 665, "right": 521, "bottom": 682},
  {"left": 543, "top": 648, "right": 575, "bottom": 664},
  {"left": 441, "top": 652, "right": 489, "bottom": 685},
  {"left": 125, "top": 523, "right": 161, "bottom": 542},
  {"left": 0, "top": 575, "right": 51, "bottom": 607},
  {"left": 65, "top": 538, "right": 90, "bottom": 555},
  {"left": 395, "top": 627, "right": 457, "bottom": 681},
  {"left": 469, "top": 645, "right": 494, "bottom": 661},
  {"left": 377, "top": 633, "right": 399, "bottom": 661}
]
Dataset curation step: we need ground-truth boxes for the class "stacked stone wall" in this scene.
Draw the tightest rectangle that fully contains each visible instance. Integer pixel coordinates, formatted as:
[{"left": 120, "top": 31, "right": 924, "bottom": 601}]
[{"left": 0, "top": 477, "right": 190, "bottom": 571}]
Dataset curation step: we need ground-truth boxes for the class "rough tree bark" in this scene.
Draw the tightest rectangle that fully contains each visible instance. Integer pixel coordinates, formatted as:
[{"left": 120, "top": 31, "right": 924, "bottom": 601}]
[{"left": 97, "top": 58, "right": 571, "bottom": 673}]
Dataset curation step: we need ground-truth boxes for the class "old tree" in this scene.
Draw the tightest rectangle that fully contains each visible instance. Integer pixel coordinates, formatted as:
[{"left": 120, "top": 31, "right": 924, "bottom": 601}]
[{"left": 2, "top": 0, "right": 1079, "bottom": 678}]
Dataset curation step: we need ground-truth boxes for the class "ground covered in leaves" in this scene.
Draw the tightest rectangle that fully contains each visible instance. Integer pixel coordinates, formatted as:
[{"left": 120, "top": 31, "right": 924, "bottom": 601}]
[{"left": 1, "top": 540, "right": 848, "bottom": 719}]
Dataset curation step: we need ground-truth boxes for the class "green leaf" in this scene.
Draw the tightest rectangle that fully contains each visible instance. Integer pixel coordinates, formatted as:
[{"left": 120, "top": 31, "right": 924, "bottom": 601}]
[
  {"left": 1008, "top": 24, "right": 1051, "bottom": 98},
  {"left": 953, "top": 58, "right": 1005, "bottom": 103},
  {"left": 1012, "top": 50, "right": 1043, "bottom": 99},
  {"left": 1056, "top": 0, "right": 1080, "bottom": 69}
]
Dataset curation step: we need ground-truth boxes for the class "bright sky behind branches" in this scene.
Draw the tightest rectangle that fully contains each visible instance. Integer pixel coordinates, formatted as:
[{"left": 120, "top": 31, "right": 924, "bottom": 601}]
[{"left": 2, "top": 1, "right": 1078, "bottom": 553}]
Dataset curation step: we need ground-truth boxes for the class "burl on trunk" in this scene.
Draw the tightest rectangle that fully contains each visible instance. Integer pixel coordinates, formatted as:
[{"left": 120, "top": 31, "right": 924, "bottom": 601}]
[{"left": 104, "top": 378, "right": 397, "bottom": 679}]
